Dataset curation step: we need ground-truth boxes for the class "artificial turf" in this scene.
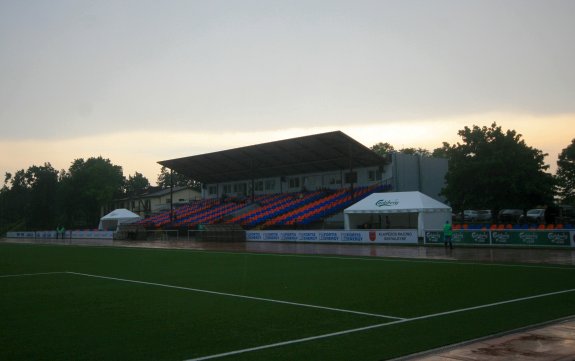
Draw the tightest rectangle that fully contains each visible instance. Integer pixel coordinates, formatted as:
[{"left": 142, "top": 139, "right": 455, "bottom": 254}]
[{"left": 1, "top": 242, "right": 575, "bottom": 360}]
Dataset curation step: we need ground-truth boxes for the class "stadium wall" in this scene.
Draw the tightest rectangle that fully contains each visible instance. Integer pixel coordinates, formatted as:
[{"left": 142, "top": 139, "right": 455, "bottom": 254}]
[{"left": 391, "top": 153, "right": 447, "bottom": 202}]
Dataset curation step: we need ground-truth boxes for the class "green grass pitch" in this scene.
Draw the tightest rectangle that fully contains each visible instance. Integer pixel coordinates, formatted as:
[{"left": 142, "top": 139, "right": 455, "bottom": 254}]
[{"left": 1, "top": 243, "right": 575, "bottom": 360}]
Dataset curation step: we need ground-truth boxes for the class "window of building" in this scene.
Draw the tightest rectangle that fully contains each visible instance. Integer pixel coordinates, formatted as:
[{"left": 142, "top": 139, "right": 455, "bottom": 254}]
[
  {"left": 222, "top": 184, "right": 232, "bottom": 194},
  {"left": 208, "top": 185, "right": 218, "bottom": 195},
  {"left": 233, "top": 183, "right": 247, "bottom": 194},
  {"left": 254, "top": 180, "right": 264, "bottom": 192},
  {"left": 324, "top": 174, "right": 341, "bottom": 185},
  {"left": 264, "top": 179, "right": 276, "bottom": 191},
  {"left": 303, "top": 176, "right": 320, "bottom": 189},
  {"left": 368, "top": 169, "right": 383, "bottom": 181},
  {"left": 288, "top": 177, "right": 300, "bottom": 189}
]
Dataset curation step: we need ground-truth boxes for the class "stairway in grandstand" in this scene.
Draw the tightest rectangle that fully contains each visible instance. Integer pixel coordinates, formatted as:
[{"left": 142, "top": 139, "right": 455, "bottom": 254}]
[{"left": 137, "top": 184, "right": 390, "bottom": 230}]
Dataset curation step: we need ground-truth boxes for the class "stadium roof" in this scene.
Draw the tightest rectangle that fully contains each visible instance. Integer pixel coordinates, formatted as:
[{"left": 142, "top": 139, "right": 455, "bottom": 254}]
[{"left": 158, "top": 131, "right": 387, "bottom": 184}]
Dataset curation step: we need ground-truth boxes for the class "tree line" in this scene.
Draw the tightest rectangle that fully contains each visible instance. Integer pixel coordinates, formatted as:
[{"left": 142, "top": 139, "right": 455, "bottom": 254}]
[
  {"left": 370, "top": 122, "right": 574, "bottom": 212},
  {"left": 0, "top": 157, "right": 196, "bottom": 233},
  {"left": 1, "top": 123, "right": 574, "bottom": 233}
]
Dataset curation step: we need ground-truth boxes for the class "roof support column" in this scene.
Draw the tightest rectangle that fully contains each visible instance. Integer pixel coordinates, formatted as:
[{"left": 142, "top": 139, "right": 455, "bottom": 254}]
[
  {"left": 250, "top": 159, "right": 255, "bottom": 203},
  {"left": 349, "top": 143, "right": 355, "bottom": 200},
  {"left": 170, "top": 169, "right": 174, "bottom": 225}
]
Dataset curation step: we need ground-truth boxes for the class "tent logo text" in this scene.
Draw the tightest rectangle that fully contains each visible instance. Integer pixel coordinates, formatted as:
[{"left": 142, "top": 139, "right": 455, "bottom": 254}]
[{"left": 375, "top": 199, "right": 399, "bottom": 207}]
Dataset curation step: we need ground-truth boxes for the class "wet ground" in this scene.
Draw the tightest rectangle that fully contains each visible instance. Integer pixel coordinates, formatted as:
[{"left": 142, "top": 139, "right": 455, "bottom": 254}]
[
  {"left": 2, "top": 237, "right": 575, "bottom": 359},
  {"left": 9, "top": 237, "right": 572, "bottom": 265},
  {"left": 410, "top": 319, "right": 575, "bottom": 361}
]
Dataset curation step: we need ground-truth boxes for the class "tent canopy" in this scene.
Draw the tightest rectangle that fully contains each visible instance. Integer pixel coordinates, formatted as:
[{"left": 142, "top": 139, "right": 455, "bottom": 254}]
[
  {"left": 344, "top": 192, "right": 451, "bottom": 237},
  {"left": 98, "top": 209, "right": 141, "bottom": 231},
  {"left": 344, "top": 191, "right": 451, "bottom": 214}
]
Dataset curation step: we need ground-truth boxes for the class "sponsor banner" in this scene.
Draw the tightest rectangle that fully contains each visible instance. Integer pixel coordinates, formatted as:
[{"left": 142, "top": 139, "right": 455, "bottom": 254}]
[
  {"left": 425, "top": 230, "right": 573, "bottom": 247},
  {"left": 491, "top": 230, "right": 571, "bottom": 247},
  {"left": 246, "top": 230, "right": 418, "bottom": 244},
  {"left": 6, "top": 231, "right": 36, "bottom": 238},
  {"left": 425, "top": 230, "right": 490, "bottom": 245},
  {"left": 424, "top": 231, "right": 443, "bottom": 244},
  {"left": 5, "top": 230, "right": 114, "bottom": 240},
  {"left": 71, "top": 230, "right": 114, "bottom": 239},
  {"left": 36, "top": 231, "right": 59, "bottom": 239}
]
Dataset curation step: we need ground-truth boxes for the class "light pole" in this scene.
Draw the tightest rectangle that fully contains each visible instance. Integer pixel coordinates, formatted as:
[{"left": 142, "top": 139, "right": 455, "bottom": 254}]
[{"left": 170, "top": 169, "right": 174, "bottom": 225}]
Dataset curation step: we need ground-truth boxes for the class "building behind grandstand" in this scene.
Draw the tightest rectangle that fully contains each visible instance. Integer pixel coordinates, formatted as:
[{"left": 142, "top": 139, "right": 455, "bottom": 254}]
[
  {"left": 195, "top": 150, "right": 446, "bottom": 204},
  {"left": 110, "top": 131, "right": 447, "bottom": 230}
]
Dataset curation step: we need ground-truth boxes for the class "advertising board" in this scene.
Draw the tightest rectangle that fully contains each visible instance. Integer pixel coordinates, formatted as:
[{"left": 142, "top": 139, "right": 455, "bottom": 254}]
[
  {"left": 491, "top": 230, "right": 571, "bottom": 247},
  {"left": 6, "top": 230, "right": 114, "bottom": 240},
  {"left": 246, "top": 230, "right": 418, "bottom": 244},
  {"left": 425, "top": 230, "right": 490, "bottom": 245},
  {"left": 425, "top": 230, "right": 573, "bottom": 248}
]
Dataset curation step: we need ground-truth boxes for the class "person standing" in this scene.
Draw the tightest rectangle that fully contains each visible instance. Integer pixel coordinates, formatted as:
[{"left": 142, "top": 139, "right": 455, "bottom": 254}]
[
  {"left": 443, "top": 220, "right": 453, "bottom": 249},
  {"left": 56, "top": 225, "right": 66, "bottom": 240}
]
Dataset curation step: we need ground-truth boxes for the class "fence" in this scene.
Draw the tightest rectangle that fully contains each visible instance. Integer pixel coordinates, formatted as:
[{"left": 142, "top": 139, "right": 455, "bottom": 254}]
[{"left": 145, "top": 230, "right": 179, "bottom": 241}]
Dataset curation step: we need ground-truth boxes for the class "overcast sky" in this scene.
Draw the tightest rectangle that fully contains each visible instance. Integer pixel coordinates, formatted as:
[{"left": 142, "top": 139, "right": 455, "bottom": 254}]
[{"left": 1, "top": 0, "right": 574, "bottom": 183}]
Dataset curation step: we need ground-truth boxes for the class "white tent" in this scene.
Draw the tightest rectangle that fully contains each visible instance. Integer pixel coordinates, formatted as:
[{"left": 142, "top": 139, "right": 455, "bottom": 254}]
[
  {"left": 98, "top": 209, "right": 142, "bottom": 231},
  {"left": 344, "top": 191, "right": 451, "bottom": 237}
]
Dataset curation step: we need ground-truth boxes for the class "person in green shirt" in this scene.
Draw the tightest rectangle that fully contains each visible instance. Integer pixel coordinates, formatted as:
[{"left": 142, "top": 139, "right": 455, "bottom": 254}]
[
  {"left": 56, "top": 225, "right": 66, "bottom": 239},
  {"left": 443, "top": 220, "right": 453, "bottom": 249}
]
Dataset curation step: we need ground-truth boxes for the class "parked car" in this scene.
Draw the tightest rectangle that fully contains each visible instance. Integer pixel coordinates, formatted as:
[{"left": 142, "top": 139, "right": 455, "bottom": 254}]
[
  {"left": 498, "top": 209, "right": 523, "bottom": 223},
  {"left": 475, "top": 210, "right": 493, "bottom": 222},
  {"left": 463, "top": 210, "right": 478, "bottom": 222},
  {"left": 519, "top": 209, "right": 546, "bottom": 224}
]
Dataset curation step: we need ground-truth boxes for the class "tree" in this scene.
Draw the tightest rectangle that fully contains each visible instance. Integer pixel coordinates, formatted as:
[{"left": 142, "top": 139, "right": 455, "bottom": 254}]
[
  {"left": 370, "top": 142, "right": 395, "bottom": 157},
  {"left": 432, "top": 142, "right": 451, "bottom": 158},
  {"left": 59, "top": 157, "right": 125, "bottom": 228},
  {"left": 24, "top": 163, "right": 59, "bottom": 229},
  {"left": 0, "top": 170, "right": 29, "bottom": 232},
  {"left": 0, "top": 163, "right": 59, "bottom": 230},
  {"left": 371, "top": 142, "right": 433, "bottom": 157},
  {"left": 124, "top": 172, "right": 150, "bottom": 196},
  {"left": 556, "top": 138, "right": 575, "bottom": 204},
  {"left": 156, "top": 166, "right": 201, "bottom": 191},
  {"left": 398, "top": 147, "right": 431, "bottom": 157},
  {"left": 441, "top": 123, "right": 554, "bottom": 212},
  {"left": 0, "top": 157, "right": 153, "bottom": 232}
]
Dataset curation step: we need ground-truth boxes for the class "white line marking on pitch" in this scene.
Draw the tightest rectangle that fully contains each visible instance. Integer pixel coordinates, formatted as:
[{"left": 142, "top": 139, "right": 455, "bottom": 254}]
[
  {"left": 405, "top": 287, "right": 575, "bottom": 322},
  {"left": 184, "top": 287, "right": 575, "bottom": 361},
  {"left": 67, "top": 272, "right": 405, "bottom": 320},
  {"left": 185, "top": 320, "right": 406, "bottom": 361},
  {"left": 0, "top": 271, "right": 67, "bottom": 278}
]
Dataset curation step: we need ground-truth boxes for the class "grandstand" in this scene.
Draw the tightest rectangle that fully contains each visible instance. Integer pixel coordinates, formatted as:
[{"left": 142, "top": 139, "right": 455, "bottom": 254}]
[
  {"left": 136, "top": 184, "right": 392, "bottom": 230},
  {"left": 132, "top": 131, "right": 447, "bottom": 232}
]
